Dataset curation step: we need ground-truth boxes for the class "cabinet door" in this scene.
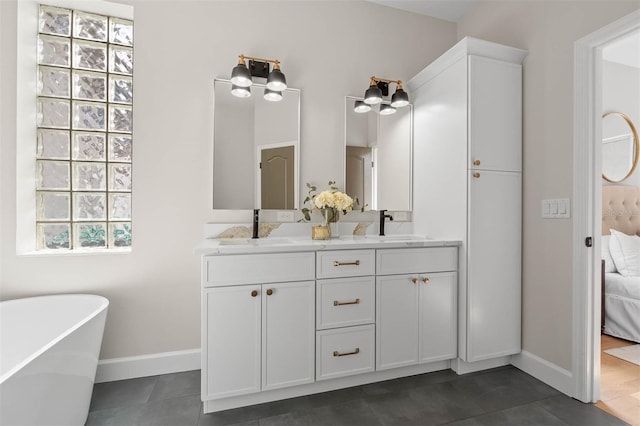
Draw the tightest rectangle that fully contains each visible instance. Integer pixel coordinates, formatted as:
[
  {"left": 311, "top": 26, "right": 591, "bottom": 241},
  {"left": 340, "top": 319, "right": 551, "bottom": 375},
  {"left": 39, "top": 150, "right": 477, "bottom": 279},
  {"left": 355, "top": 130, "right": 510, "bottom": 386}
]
[
  {"left": 468, "top": 55, "right": 522, "bottom": 172},
  {"left": 467, "top": 170, "right": 521, "bottom": 361},
  {"left": 376, "top": 274, "right": 420, "bottom": 370},
  {"left": 419, "top": 272, "right": 457, "bottom": 363},
  {"left": 204, "top": 286, "right": 261, "bottom": 399},
  {"left": 262, "top": 281, "right": 315, "bottom": 390}
]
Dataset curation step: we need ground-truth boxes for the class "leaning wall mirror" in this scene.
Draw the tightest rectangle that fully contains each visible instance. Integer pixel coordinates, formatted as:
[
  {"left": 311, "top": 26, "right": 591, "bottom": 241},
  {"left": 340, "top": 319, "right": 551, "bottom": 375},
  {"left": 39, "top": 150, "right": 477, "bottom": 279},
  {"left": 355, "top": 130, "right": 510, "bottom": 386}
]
[
  {"left": 344, "top": 96, "right": 412, "bottom": 211},
  {"left": 602, "top": 111, "right": 639, "bottom": 183},
  {"left": 213, "top": 79, "right": 300, "bottom": 209}
]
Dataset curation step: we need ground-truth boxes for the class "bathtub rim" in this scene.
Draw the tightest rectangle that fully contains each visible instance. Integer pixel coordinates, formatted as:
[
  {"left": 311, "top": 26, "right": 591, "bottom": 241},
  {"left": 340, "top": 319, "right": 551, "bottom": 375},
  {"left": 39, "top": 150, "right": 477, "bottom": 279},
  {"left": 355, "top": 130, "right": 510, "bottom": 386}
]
[{"left": 0, "top": 293, "right": 109, "bottom": 384}]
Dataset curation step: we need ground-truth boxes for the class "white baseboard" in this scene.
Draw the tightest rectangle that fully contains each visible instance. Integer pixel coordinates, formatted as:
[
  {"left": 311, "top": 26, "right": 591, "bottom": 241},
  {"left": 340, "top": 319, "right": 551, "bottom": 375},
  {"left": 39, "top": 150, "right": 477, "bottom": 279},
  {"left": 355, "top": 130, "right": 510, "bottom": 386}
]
[
  {"left": 511, "top": 350, "right": 572, "bottom": 396},
  {"left": 95, "top": 349, "right": 200, "bottom": 383},
  {"left": 451, "top": 356, "right": 512, "bottom": 374}
]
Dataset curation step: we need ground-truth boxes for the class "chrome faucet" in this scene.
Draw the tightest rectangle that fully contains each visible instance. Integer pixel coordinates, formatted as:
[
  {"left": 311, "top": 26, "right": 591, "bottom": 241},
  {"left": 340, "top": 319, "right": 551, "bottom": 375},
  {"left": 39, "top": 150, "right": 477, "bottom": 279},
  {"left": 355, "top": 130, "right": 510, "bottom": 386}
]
[
  {"left": 379, "top": 210, "right": 394, "bottom": 236},
  {"left": 252, "top": 209, "right": 260, "bottom": 239}
]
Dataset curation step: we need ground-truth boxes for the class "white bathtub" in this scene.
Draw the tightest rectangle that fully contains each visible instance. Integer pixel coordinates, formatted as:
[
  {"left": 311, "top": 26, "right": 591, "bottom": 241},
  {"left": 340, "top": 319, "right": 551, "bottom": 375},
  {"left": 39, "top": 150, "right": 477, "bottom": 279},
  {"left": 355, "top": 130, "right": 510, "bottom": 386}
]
[{"left": 0, "top": 294, "right": 109, "bottom": 426}]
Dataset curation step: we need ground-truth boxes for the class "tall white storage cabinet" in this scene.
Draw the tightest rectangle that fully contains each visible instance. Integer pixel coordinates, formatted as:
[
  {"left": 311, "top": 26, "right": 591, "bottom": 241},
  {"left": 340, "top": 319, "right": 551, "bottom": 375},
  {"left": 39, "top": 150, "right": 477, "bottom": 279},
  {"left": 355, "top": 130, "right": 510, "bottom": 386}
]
[{"left": 409, "top": 37, "right": 527, "bottom": 365}]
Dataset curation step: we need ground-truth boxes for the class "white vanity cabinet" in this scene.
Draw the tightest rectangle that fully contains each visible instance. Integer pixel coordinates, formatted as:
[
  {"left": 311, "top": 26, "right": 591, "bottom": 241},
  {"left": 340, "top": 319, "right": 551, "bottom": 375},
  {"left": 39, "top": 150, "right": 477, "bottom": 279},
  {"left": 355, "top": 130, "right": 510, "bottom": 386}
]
[
  {"left": 198, "top": 241, "right": 460, "bottom": 413},
  {"left": 202, "top": 253, "right": 315, "bottom": 401},
  {"left": 376, "top": 248, "right": 457, "bottom": 370}
]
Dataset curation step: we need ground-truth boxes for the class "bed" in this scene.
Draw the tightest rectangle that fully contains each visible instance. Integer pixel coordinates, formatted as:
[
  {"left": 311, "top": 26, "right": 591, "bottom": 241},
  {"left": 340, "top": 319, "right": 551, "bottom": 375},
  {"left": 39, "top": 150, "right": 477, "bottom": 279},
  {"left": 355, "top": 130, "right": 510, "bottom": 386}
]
[{"left": 601, "top": 185, "right": 640, "bottom": 343}]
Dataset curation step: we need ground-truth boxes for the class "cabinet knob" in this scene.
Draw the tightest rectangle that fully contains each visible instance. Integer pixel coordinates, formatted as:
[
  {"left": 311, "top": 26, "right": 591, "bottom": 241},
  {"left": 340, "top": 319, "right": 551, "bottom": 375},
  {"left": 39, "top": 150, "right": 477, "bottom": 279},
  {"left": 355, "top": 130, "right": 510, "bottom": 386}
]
[
  {"left": 473, "top": 160, "right": 481, "bottom": 166},
  {"left": 251, "top": 290, "right": 258, "bottom": 297},
  {"left": 473, "top": 172, "right": 480, "bottom": 178},
  {"left": 422, "top": 277, "right": 430, "bottom": 284},
  {"left": 411, "top": 278, "right": 418, "bottom": 284},
  {"left": 266, "top": 288, "right": 274, "bottom": 296}
]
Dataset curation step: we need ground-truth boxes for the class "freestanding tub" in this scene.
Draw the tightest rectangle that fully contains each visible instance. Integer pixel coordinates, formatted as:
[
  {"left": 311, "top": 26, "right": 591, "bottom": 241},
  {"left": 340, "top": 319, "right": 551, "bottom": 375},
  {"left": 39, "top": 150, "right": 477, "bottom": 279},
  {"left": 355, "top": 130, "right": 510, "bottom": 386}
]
[{"left": 0, "top": 294, "right": 108, "bottom": 426}]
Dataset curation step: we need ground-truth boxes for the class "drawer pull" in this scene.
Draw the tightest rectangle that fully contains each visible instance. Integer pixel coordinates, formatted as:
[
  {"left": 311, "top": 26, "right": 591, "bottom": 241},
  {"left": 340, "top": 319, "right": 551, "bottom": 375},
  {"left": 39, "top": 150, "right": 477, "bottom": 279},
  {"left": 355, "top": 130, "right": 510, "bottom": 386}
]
[
  {"left": 333, "top": 348, "right": 360, "bottom": 357},
  {"left": 473, "top": 172, "right": 480, "bottom": 178},
  {"left": 473, "top": 160, "right": 481, "bottom": 166},
  {"left": 251, "top": 290, "right": 258, "bottom": 297},
  {"left": 422, "top": 277, "right": 430, "bottom": 284},
  {"left": 411, "top": 278, "right": 419, "bottom": 284},
  {"left": 333, "top": 298, "right": 360, "bottom": 306},
  {"left": 266, "top": 288, "right": 274, "bottom": 296},
  {"left": 333, "top": 260, "right": 361, "bottom": 267}
]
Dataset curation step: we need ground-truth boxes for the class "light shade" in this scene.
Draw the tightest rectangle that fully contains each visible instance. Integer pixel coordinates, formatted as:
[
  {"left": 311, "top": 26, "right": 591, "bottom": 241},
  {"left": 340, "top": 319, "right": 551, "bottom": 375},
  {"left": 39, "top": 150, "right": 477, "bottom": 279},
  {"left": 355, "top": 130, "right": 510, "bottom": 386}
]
[
  {"left": 391, "top": 88, "right": 409, "bottom": 108},
  {"left": 230, "top": 63, "right": 252, "bottom": 87},
  {"left": 266, "top": 68, "right": 287, "bottom": 91},
  {"left": 379, "top": 104, "right": 396, "bottom": 115},
  {"left": 264, "top": 88, "right": 283, "bottom": 102},
  {"left": 354, "top": 100, "right": 371, "bottom": 113},
  {"left": 364, "top": 85, "right": 383, "bottom": 105},
  {"left": 231, "top": 84, "right": 251, "bottom": 98}
]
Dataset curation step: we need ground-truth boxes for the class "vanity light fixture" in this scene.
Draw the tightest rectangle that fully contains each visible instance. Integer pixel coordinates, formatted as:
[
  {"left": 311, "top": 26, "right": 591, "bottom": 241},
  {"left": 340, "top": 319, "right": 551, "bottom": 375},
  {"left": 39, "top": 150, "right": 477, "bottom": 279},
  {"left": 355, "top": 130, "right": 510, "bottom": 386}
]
[
  {"left": 264, "top": 88, "right": 283, "bottom": 102},
  {"left": 379, "top": 103, "right": 396, "bottom": 115},
  {"left": 230, "top": 54, "right": 287, "bottom": 101},
  {"left": 362, "top": 76, "right": 410, "bottom": 108},
  {"left": 231, "top": 84, "right": 251, "bottom": 98},
  {"left": 354, "top": 100, "right": 371, "bottom": 113}
]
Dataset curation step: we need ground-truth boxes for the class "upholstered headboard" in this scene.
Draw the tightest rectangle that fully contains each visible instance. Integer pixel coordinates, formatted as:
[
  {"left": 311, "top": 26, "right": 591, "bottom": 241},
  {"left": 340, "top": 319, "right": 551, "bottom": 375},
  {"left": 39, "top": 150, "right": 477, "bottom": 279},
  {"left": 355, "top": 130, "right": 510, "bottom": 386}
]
[{"left": 602, "top": 185, "right": 640, "bottom": 236}]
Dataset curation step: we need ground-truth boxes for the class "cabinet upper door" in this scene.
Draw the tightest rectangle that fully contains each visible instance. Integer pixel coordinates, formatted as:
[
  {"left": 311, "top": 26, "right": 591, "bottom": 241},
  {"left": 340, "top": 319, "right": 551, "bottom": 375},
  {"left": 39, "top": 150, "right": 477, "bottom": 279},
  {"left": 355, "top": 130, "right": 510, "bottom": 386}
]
[
  {"left": 468, "top": 55, "right": 522, "bottom": 172},
  {"left": 467, "top": 170, "right": 521, "bottom": 361},
  {"left": 262, "top": 281, "right": 315, "bottom": 391},
  {"left": 204, "top": 286, "right": 261, "bottom": 399}
]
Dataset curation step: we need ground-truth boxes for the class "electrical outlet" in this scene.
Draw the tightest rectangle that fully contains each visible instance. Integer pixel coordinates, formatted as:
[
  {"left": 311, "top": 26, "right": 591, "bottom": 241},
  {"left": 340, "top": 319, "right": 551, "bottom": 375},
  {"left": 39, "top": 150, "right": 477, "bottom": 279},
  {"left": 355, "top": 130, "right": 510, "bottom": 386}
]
[{"left": 276, "top": 211, "right": 295, "bottom": 222}]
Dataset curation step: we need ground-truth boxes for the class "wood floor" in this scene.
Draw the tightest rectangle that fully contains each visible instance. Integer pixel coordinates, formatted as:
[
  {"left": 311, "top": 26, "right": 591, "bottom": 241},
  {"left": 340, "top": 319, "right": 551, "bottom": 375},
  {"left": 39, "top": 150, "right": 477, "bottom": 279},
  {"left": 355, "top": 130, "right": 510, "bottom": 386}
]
[{"left": 596, "top": 334, "right": 640, "bottom": 426}]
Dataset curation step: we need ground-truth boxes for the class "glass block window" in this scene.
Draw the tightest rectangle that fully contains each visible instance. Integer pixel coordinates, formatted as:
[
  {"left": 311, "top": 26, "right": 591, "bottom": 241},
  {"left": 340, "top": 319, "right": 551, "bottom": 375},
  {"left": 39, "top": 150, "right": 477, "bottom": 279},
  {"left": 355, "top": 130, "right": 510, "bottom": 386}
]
[{"left": 36, "top": 4, "right": 133, "bottom": 250}]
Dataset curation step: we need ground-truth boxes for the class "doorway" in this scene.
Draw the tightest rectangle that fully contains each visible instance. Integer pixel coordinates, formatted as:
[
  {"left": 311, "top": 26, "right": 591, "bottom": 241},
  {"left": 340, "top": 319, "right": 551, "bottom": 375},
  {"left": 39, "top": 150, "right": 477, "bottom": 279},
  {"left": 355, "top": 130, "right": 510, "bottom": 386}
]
[{"left": 573, "top": 8, "right": 640, "bottom": 407}]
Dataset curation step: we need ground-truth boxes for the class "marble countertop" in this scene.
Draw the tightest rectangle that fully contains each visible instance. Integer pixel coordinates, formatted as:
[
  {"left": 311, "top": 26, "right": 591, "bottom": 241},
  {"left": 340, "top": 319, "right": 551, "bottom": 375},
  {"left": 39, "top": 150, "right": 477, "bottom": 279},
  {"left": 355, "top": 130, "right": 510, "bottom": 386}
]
[{"left": 194, "top": 235, "right": 462, "bottom": 255}]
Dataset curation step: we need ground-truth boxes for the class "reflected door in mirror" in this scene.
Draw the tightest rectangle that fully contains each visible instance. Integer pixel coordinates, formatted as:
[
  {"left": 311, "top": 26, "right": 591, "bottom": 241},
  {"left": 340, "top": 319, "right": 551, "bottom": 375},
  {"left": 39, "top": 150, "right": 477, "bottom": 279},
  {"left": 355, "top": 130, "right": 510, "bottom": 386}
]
[
  {"left": 346, "top": 147, "right": 373, "bottom": 210},
  {"left": 260, "top": 145, "right": 295, "bottom": 209}
]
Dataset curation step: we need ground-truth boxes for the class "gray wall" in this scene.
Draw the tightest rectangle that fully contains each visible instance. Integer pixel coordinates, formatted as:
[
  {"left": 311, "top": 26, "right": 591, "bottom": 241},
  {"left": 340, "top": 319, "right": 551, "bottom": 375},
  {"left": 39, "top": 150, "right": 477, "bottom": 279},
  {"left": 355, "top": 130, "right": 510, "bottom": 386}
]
[{"left": 0, "top": 0, "right": 455, "bottom": 359}]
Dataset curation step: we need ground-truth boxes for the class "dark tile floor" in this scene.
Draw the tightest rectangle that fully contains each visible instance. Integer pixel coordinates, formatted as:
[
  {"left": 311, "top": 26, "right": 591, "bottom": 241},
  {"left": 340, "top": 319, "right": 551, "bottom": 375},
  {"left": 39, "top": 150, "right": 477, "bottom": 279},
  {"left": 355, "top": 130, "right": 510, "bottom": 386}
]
[{"left": 86, "top": 366, "right": 628, "bottom": 426}]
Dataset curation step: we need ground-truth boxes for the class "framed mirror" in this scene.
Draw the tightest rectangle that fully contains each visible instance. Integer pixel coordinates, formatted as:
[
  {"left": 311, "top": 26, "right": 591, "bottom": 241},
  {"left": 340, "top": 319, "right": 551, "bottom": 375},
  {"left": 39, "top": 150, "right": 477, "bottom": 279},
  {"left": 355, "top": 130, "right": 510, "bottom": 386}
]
[
  {"left": 213, "top": 79, "right": 300, "bottom": 210},
  {"left": 344, "top": 96, "right": 412, "bottom": 211},
  {"left": 602, "top": 111, "right": 639, "bottom": 183}
]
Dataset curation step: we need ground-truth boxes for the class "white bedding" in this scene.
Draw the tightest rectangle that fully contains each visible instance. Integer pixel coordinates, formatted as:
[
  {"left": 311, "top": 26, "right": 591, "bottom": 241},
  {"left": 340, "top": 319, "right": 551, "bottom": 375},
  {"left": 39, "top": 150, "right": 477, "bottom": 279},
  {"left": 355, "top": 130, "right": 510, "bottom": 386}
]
[{"left": 604, "top": 272, "right": 640, "bottom": 343}]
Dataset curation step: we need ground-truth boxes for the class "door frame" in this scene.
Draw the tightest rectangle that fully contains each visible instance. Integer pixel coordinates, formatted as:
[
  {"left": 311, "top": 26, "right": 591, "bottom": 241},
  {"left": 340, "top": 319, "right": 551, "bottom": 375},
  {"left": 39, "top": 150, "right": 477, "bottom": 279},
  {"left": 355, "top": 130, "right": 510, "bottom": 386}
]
[{"left": 572, "top": 9, "right": 639, "bottom": 403}]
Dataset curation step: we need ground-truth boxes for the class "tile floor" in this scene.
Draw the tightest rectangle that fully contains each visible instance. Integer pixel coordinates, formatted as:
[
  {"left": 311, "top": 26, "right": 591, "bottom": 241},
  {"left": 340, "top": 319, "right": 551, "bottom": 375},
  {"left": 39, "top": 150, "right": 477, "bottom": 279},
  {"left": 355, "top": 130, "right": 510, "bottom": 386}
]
[{"left": 86, "top": 366, "right": 628, "bottom": 426}]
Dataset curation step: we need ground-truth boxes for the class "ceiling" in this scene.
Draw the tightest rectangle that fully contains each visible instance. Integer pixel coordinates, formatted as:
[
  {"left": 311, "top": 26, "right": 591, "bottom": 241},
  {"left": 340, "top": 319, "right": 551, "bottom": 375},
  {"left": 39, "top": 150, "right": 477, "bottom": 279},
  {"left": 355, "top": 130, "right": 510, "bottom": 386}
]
[
  {"left": 369, "top": 0, "right": 482, "bottom": 23},
  {"left": 603, "top": 30, "right": 640, "bottom": 68}
]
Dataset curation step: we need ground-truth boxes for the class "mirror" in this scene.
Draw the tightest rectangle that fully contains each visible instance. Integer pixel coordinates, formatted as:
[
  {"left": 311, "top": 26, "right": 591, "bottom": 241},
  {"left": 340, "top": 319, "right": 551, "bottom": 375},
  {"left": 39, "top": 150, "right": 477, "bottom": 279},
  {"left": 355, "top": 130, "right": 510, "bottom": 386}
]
[
  {"left": 213, "top": 79, "right": 300, "bottom": 209},
  {"left": 344, "top": 96, "right": 412, "bottom": 211},
  {"left": 602, "top": 111, "right": 639, "bottom": 183}
]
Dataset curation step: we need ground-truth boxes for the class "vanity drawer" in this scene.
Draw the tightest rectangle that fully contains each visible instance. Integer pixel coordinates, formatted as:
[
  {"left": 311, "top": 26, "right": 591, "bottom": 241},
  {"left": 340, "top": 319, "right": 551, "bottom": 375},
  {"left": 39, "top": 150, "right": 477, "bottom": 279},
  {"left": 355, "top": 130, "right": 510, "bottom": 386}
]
[
  {"left": 317, "top": 277, "right": 375, "bottom": 330},
  {"left": 203, "top": 252, "right": 315, "bottom": 286},
  {"left": 377, "top": 247, "right": 457, "bottom": 276},
  {"left": 316, "top": 250, "right": 375, "bottom": 279},
  {"left": 316, "top": 325, "right": 375, "bottom": 381}
]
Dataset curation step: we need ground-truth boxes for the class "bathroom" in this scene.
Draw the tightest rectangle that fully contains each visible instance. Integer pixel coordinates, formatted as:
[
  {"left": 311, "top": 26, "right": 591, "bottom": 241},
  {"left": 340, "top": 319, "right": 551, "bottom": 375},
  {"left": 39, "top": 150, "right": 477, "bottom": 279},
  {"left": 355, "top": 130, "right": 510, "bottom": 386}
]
[{"left": 1, "top": 0, "right": 639, "bottom": 425}]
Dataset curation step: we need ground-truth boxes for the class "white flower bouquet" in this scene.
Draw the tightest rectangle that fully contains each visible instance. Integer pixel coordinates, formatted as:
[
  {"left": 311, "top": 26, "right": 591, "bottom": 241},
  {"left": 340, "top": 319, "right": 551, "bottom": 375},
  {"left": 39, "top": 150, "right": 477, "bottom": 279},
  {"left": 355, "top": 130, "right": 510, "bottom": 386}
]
[{"left": 301, "top": 181, "right": 355, "bottom": 224}]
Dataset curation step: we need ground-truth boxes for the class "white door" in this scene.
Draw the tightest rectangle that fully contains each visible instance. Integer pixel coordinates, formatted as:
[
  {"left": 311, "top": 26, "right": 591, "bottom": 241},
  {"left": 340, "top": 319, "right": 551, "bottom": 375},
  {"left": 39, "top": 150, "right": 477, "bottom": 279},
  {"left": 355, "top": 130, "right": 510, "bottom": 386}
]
[
  {"left": 204, "top": 286, "right": 261, "bottom": 399},
  {"left": 262, "top": 281, "right": 315, "bottom": 390},
  {"left": 467, "top": 170, "right": 521, "bottom": 361},
  {"left": 376, "top": 274, "right": 420, "bottom": 370},
  {"left": 468, "top": 55, "right": 522, "bottom": 173},
  {"left": 419, "top": 271, "right": 457, "bottom": 363}
]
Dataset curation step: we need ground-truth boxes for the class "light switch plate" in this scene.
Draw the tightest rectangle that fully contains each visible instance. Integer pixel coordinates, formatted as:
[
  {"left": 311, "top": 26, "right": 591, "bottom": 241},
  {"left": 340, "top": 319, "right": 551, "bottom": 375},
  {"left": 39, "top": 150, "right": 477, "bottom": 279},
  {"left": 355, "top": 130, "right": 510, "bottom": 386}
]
[{"left": 542, "top": 198, "right": 571, "bottom": 219}]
